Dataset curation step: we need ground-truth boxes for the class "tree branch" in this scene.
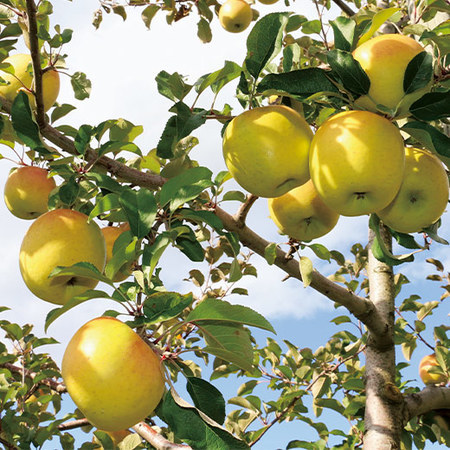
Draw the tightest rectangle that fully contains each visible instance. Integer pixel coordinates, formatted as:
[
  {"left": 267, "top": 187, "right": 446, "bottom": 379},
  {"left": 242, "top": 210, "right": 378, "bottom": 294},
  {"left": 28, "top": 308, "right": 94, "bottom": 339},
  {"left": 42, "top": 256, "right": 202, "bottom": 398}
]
[
  {"left": 331, "top": 0, "right": 356, "bottom": 17},
  {"left": 58, "top": 418, "right": 90, "bottom": 431},
  {"left": 403, "top": 386, "right": 450, "bottom": 423},
  {"left": 133, "top": 422, "right": 192, "bottom": 450},
  {"left": 232, "top": 193, "right": 258, "bottom": 228}
]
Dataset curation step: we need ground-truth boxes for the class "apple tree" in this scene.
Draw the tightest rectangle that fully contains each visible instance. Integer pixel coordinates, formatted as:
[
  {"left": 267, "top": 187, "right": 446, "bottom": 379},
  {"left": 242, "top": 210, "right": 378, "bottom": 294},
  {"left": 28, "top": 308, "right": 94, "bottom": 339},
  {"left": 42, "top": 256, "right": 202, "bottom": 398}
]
[{"left": 0, "top": 0, "right": 449, "bottom": 449}]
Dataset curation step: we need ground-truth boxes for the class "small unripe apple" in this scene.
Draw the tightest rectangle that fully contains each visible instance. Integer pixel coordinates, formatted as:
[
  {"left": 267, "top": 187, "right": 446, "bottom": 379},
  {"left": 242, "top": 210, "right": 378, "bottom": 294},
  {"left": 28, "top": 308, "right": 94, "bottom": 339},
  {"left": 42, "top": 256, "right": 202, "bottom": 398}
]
[
  {"left": 219, "top": 0, "right": 253, "bottom": 33},
  {"left": 353, "top": 34, "right": 432, "bottom": 117},
  {"left": 62, "top": 317, "right": 165, "bottom": 431},
  {"left": 19, "top": 209, "right": 107, "bottom": 305},
  {"left": 309, "top": 110, "right": 405, "bottom": 216},
  {"left": 223, "top": 105, "right": 313, "bottom": 198},
  {"left": 268, "top": 179, "right": 339, "bottom": 241},
  {"left": 377, "top": 147, "right": 449, "bottom": 234},
  {"left": 4, "top": 166, "right": 56, "bottom": 219},
  {"left": 419, "top": 354, "right": 448, "bottom": 385}
]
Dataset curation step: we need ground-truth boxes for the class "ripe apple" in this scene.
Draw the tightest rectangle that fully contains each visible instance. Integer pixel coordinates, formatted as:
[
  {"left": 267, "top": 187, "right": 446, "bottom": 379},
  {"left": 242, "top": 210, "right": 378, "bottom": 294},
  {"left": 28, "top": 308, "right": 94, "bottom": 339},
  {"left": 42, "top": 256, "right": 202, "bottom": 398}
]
[
  {"left": 62, "top": 317, "right": 165, "bottom": 431},
  {"left": 0, "top": 53, "right": 60, "bottom": 112},
  {"left": 93, "top": 429, "right": 133, "bottom": 448},
  {"left": 223, "top": 105, "right": 313, "bottom": 198},
  {"left": 309, "top": 110, "right": 405, "bottom": 216},
  {"left": 4, "top": 166, "right": 56, "bottom": 219},
  {"left": 257, "top": 0, "right": 279, "bottom": 3},
  {"left": 377, "top": 148, "right": 449, "bottom": 234},
  {"left": 419, "top": 354, "right": 448, "bottom": 385},
  {"left": 219, "top": 0, "right": 253, "bottom": 33},
  {"left": 101, "top": 223, "right": 134, "bottom": 282},
  {"left": 268, "top": 179, "right": 340, "bottom": 241},
  {"left": 19, "top": 209, "right": 107, "bottom": 305},
  {"left": 353, "top": 34, "right": 431, "bottom": 117}
]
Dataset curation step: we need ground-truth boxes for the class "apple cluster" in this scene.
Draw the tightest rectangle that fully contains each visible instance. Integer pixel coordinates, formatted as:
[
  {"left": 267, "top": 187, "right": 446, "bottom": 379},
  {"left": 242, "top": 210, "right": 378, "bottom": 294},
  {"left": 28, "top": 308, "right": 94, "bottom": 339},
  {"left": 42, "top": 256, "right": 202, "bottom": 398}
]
[
  {"left": 222, "top": 34, "right": 449, "bottom": 242},
  {"left": 1, "top": 54, "right": 166, "bottom": 433}
]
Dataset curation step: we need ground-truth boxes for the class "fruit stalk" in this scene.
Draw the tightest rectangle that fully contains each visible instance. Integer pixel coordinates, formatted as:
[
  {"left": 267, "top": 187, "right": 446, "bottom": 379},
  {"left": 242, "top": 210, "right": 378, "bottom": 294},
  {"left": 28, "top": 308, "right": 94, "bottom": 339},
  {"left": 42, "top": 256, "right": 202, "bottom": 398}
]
[{"left": 364, "top": 226, "right": 402, "bottom": 448}]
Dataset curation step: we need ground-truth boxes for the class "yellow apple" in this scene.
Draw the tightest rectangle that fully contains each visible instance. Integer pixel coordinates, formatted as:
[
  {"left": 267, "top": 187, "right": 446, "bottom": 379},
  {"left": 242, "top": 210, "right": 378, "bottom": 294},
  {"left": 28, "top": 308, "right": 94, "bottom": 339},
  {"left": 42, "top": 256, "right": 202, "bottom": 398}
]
[
  {"left": 0, "top": 53, "right": 60, "bottom": 112},
  {"left": 419, "top": 354, "right": 448, "bottom": 385},
  {"left": 377, "top": 148, "right": 449, "bottom": 234},
  {"left": 19, "top": 209, "right": 106, "bottom": 305},
  {"left": 268, "top": 179, "right": 340, "bottom": 241},
  {"left": 93, "top": 429, "right": 133, "bottom": 448},
  {"left": 4, "top": 166, "right": 56, "bottom": 219},
  {"left": 309, "top": 110, "right": 405, "bottom": 216},
  {"left": 62, "top": 317, "right": 165, "bottom": 431},
  {"left": 219, "top": 0, "right": 253, "bottom": 33},
  {"left": 101, "top": 223, "right": 134, "bottom": 282},
  {"left": 257, "top": 0, "right": 279, "bottom": 4},
  {"left": 353, "top": 34, "right": 432, "bottom": 117},
  {"left": 223, "top": 105, "right": 313, "bottom": 198}
]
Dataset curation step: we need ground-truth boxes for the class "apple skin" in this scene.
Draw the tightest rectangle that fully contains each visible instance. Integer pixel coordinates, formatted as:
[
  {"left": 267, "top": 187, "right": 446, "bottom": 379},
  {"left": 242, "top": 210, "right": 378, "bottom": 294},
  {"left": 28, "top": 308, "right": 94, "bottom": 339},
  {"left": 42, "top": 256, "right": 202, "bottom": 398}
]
[
  {"left": 223, "top": 105, "right": 313, "bottom": 198},
  {"left": 4, "top": 166, "right": 56, "bottom": 219},
  {"left": 353, "top": 34, "right": 431, "bottom": 117},
  {"left": 257, "top": 0, "right": 279, "bottom": 4},
  {"left": 268, "top": 179, "right": 339, "bottom": 242},
  {"left": 377, "top": 148, "right": 449, "bottom": 234},
  {"left": 419, "top": 354, "right": 448, "bottom": 385},
  {"left": 309, "top": 110, "right": 405, "bottom": 216},
  {"left": 101, "top": 223, "right": 134, "bottom": 282},
  {"left": 219, "top": 0, "right": 253, "bottom": 34},
  {"left": 62, "top": 317, "right": 165, "bottom": 431},
  {"left": 19, "top": 209, "right": 107, "bottom": 305},
  {"left": 0, "top": 54, "right": 60, "bottom": 112}
]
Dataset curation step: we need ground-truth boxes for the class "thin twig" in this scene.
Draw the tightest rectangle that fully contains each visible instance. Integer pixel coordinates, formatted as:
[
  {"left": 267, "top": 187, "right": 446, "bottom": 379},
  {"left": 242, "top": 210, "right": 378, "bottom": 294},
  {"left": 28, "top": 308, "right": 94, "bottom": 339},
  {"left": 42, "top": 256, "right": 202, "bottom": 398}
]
[
  {"left": 232, "top": 194, "right": 258, "bottom": 228},
  {"left": 331, "top": 0, "right": 356, "bottom": 16},
  {"left": 133, "top": 422, "right": 192, "bottom": 449},
  {"left": 57, "top": 418, "right": 90, "bottom": 431}
]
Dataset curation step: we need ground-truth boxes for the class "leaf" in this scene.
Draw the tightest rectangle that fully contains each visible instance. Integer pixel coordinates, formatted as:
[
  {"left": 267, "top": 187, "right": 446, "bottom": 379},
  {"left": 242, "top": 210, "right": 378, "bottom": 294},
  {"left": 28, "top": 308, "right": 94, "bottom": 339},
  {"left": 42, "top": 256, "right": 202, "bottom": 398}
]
[
  {"left": 228, "top": 258, "right": 243, "bottom": 283},
  {"left": 403, "top": 51, "right": 433, "bottom": 95},
  {"left": 49, "top": 262, "right": 115, "bottom": 286},
  {"left": 299, "top": 256, "right": 313, "bottom": 288},
  {"left": 307, "top": 243, "right": 331, "bottom": 261},
  {"left": 10, "top": 91, "right": 44, "bottom": 150},
  {"left": 141, "top": 4, "right": 159, "bottom": 29},
  {"left": 187, "top": 298, "right": 275, "bottom": 333},
  {"left": 142, "top": 232, "right": 171, "bottom": 281},
  {"left": 143, "top": 292, "right": 193, "bottom": 324},
  {"left": 401, "top": 336, "right": 417, "bottom": 361},
  {"left": 245, "top": 12, "right": 290, "bottom": 79},
  {"left": 330, "top": 16, "right": 356, "bottom": 51},
  {"left": 197, "top": 18, "right": 212, "bottom": 44},
  {"left": 159, "top": 166, "right": 212, "bottom": 211},
  {"left": 45, "top": 289, "right": 114, "bottom": 331},
  {"left": 410, "top": 91, "right": 450, "bottom": 121},
  {"left": 327, "top": 49, "right": 370, "bottom": 96},
  {"left": 71, "top": 71, "right": 91, "bottom": 100},
  {"left": 156, "top": 390, "right": 250, "bottom": 449},
  {"left": 119, "top": 189, "right": 157, "bottom": 238},
  {"left": 195, "top": 61, "right": 242, "bottom": 96},
  {"left": 156, "top": 71, "right": 192, "bottom": 102},
  {"left": 357, "top": 7, "right": 401, "bottom": 46},
  {"left": 50, "top": 103, "right": 76, "bottom": 123},
  {"left": 58, "top": 175, "right": 80, "bottom": 207},
  {"left": 186, "top": 377, "right": 226, "bottom": 425},
  {"left": 89, "top": 193, "right": 121, "bottom": 221},
  {"left": 257, "top": 68, "right": 339, "bottom": 97},
  {"left": 176, "top": 228, "right": 205, "bottom": 262},
  {"left": 264, "top": 243, "right": 277, "bottom": 265},
  {"left": 177, "top": 209, "right": 224, "bottom": 233}
]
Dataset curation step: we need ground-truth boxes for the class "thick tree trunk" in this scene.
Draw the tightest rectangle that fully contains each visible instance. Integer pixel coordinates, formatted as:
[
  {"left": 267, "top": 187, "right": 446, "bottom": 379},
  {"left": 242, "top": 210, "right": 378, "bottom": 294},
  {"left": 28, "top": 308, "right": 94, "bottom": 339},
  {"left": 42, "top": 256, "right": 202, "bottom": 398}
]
[{"left": 363, "top": 227, "right": 403, "bottom": 448}]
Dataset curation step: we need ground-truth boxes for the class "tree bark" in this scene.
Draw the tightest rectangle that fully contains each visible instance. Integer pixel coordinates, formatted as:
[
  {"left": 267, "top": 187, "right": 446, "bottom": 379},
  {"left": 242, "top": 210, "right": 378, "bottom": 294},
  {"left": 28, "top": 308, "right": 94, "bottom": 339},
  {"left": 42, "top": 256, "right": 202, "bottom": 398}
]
[{"left": 364, "top": 227, "right": 402, "bottom": 448}]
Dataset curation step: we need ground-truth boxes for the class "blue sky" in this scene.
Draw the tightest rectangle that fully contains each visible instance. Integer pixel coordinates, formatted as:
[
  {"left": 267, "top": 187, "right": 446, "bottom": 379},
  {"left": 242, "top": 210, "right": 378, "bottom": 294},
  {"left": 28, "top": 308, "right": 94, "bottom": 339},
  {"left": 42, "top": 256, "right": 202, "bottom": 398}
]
[{"left": 0, "top": 0, "right": 448, "bottom": 448}]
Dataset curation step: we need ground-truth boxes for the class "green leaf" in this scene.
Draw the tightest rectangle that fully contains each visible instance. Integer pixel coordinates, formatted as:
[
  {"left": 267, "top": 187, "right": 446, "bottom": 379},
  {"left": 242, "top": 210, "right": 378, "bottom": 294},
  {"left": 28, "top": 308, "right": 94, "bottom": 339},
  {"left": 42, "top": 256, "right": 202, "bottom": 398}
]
[
  {"left": 257, "top": 68, "right": 339, "bottom": 97},
  {"left": 49, "top": 262, "right": 114, "bottom": 286},
  {"left": 143, "top": 292, "right": 193, "bottom": 324},
  {"left": 301, "top": 20, "right": 321, "bottom": 35},
  {"left": 159, "top": 166, "right": 213, "bottom": 211},
  {"left": 45, "top": 289, "right": 114, "bottom": 331},
  {"left": 403, "top": 51, "right": 433, "bottom": 94},
  {"left": 142, "top": 232, "right": 171, "bottom": 281},
  {"left": 228, "top": 258, "right": 243, "bottom": 283},
  {"left": 186, "top": 377, "right": 226, "bottom": 425},
  {"left": 104, "top": 233, "right": 138, "bottom": 280},
  {"left": 195, "top": 61, "right": 242, "bottom": 96},
  {"left": 176, "top": 228, "right": 205, "bottom": 262},
  {"left": 74, "top": 124, "right": 94, "bottom": 155},
  {"left": 410, "top": 91, "right": 450, "bottom": 121},
  {"left": 141, "top": 4, "right": 159, "bottom": 29},
  {"left": 330, "top": 16, "right": 356, "bottom": 51},
  {"left": 71, "top": 71, "right": 91, "bottom": 100},
  {"left": 156, "top": 71, "right": 192, "bottom": 102},
  {"left": 245, "top": 12, "right": 290, "bottom": 79},
  {"left": 10, "top": 91, "right": 44, "bottom": 151},
  {"left": 89, "top": 193, "right": 121, "bottom": 221},
  {"left": 299, "top": 256, "right": 313, "bottom": 288},
  {"left": 109, "top": 118, "right": 143, "bottom": 143},
  {"left": 119, "top": 189, "right": 157, "bottom": 238},
  {"left": 156, "top": 390, "right": 250, "bottom": 449},
  {"left": 307, "top": 243, "right": 331, "bottom": 262},
  {"left": 177, "top": 209, "right": 224, "bottom": 234},
  {"left": 197, "top": 18, "right": 212, "bottom": 44},
  {"left": 50, "top": 103, "right": 76, "bottom": 123},
  {"left": 357, "top": 7, "right": 401, "bottom": 46},
  {"left": 58, "top": 175, "right": 81, "bottom": 207},
  {"left": 327, "top": 49, "right": 370, "bottom": 96},
  {"left": 264, "top": 243, "right": 277, "bottom": 265},
  {"left": 187, "top": 298, "right": 275, "bottom": 333}
]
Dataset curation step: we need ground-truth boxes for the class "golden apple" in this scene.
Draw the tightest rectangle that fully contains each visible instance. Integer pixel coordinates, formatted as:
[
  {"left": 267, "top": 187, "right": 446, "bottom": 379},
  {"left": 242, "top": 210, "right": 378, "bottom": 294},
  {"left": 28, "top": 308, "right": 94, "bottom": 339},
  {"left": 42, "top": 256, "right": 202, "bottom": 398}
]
[
  {"left": 309, "top": 110, "right": 405, "bottom": 216},
  {"left": 62, "top": 317, "right": 165, "bottom": 431},
  {"left": 353, "top": 34, "right": 431, "bottom": 117},
  {"left": 93, "top": 429, "right": 133, "bottom": 448},
  {"left": 0, "top": 53, "right": 60, "bottom": 112},
  {"left": 4, "top": 166, "right": 56, "bottom": 219},
  {"left": 257, "top": 0, "right": 279, "bottom": 3},
  {"left": 101, "top": 223, "right": 134, "bottom": 282},
  {"left": 19, "top": 209, "right": 106, "bottom": 305},
  {"left": 219, "top": 0, "right": 252, "bottom": 34},
  {"left": 377, "top": 148, "right": 449, "bottom": 234},
  {"left": 223, "top": 105, "right": 313, "bottom": 198},
  {"left": 268, "top": 179, "right": 340, "bottom": 241},
  {"left": 419, "top": 354, "right": 448, "bottom": 385}
]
